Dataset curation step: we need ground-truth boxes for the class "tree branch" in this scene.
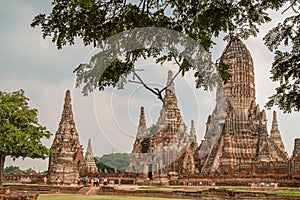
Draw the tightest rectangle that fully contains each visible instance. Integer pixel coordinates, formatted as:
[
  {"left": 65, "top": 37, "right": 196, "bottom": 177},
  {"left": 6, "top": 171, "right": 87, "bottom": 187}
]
[
  {"left": 159, "top": 55, "right": 182, "bottom": 93},
  {"left": 128, "top": 54, "right": 183, "bottom": 103},
  {"left": 282, "top": 0, "right": 298, "bottom": 14},
  {"left": 129, "top": 70, "right": 164, "bottom": 102}
]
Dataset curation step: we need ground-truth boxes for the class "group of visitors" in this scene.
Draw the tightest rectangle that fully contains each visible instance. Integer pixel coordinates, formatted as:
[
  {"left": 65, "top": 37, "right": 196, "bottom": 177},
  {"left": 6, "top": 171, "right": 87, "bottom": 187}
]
[
  {"left": 77, "top": 176, "right": 101, "bottom": 186},
  {"left": 92, "top": 177, "right": 100, "bottom": 186},
  {"left": 75, "top": 176, "right": 123, "bottom": 186}
]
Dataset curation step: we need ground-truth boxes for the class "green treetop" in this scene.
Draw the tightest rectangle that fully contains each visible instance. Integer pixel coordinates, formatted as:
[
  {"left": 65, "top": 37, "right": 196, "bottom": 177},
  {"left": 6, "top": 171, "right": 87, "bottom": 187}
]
[
  {"left": 32, "top": 0, "right": 300, "bottom": 112},
  {"left": 0, "top": 89, "right": 51, "bottom": 185}
]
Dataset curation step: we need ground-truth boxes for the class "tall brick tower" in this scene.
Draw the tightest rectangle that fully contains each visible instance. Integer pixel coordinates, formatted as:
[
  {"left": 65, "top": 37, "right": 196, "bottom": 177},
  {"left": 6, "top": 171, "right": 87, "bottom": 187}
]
[
  {"left": 198, "top": 38, "right": 288, "bottom": 174},
  {"left": 48, "top": 90, "right": 85, "bottom": 184}
]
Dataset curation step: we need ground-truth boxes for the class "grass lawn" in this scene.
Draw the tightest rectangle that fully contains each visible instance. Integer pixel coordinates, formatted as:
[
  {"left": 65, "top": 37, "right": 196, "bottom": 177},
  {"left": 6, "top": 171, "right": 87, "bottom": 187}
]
[
  {"left": 223, "top": 186, "right": 300, "bottom": 197},
  {"left": 38, "top": 195, "right": 189, "bottom": 200},
  {"left": 267, "top": 188, "right": 300, "bottom": 197}
]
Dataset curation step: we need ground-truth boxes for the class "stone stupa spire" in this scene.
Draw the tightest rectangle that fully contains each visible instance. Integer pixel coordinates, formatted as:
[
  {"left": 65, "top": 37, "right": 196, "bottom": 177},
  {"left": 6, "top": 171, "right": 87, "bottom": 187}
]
[
  {"left": 137, "top": 106, "right": 147, "bottom": 138},
  {"left": 270, "top": 111, "right": 288, "bottom": 157},
  {"left": 48, "top": 90, "right": 86, "bottom": 184},
  {"left": 166, "top": 70, "right": 175, "bottom": 94},
  {"left": 190, "top": 120, "right": 198, "bottom": 150},
  {"left": 131, "top": 106, "right": 148, "bottom": 153},
  {"left": 157, "top": 70, "right": 183, "bottom": 132},
  {"left": 85, "top": 138, "right": 98, "bottom": 173}
]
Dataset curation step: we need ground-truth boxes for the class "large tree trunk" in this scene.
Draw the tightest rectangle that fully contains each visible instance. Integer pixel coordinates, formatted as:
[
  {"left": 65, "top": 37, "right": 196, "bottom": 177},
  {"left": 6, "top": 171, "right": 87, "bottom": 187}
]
[{"left": 0, "top": 154, "right": 5, "bottom": 187}]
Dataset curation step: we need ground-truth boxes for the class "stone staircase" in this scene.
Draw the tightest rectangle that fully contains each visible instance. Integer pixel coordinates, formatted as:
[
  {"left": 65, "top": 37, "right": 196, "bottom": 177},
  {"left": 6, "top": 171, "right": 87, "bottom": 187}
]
[{"left": 77, "top": 187, "right": 99, "bottom": 195}]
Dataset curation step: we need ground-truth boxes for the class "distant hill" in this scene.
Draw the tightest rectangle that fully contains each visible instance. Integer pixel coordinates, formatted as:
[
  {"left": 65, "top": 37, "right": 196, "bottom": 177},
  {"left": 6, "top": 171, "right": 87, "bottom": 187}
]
[{"left": 95, "top": 153, "right": 129, "bottom": 172}]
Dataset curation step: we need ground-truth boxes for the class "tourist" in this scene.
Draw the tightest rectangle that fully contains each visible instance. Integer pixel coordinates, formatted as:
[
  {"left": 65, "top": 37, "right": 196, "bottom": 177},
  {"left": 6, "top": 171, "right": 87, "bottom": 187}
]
[
  {"left": 77, "top": 177, "right": 81, "bottom": 186},
  {"left": 104, "top": 177, "right": 107, "bottom": 186},
  {"left": 118, "top": 177, "right": 122, "bottom": 186},
  {"left": 93, "top": 177, "right": 98, "bottom": 187},
  {"left": 96, "top": 177, "right": 100, "bottom": 187},
  {"left": 43, "top": 176, "right": 47, "bottom": 185},
  {"left": 91, "top": 178, "right": 94, "bottom": 186},
  {"left": 83, "top": 175, "right": 87, "bottom": 186}
]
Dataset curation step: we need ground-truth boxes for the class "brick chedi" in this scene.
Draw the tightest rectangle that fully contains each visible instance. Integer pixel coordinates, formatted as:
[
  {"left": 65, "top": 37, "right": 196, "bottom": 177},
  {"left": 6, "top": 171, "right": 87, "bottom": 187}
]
[
  {"left": 128, "top": 70, "right": 196, "bottom": 177},
  {"left": 85, "top": 138, "right": 98, "bottom": 173},
  {"left": 190, "top": 120, "right": 198, "bottom": 151},
  {"left": 291, "top": 138, "right": 300, "bottom": 178},
  {"left": 270, "top": 111, "right": 288, "bottom": 158},
  {"left": 198, "top": 38, "right": 288, "bottom": 175},
  {"left": 127, "top": 106, "right": 148, "bottom": 173},
  {"left": 132, "top": 106, "right": 148, "bottom": 154},
  {"left": 48, "top": 90, "right": 86, "bottom": 185}
]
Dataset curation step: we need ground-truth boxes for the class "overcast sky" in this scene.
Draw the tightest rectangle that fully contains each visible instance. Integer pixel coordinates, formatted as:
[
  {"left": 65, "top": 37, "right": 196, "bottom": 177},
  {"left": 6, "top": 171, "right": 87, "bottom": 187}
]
[{"left": 1, "top": 1, "right": 299, "bottom": 172}]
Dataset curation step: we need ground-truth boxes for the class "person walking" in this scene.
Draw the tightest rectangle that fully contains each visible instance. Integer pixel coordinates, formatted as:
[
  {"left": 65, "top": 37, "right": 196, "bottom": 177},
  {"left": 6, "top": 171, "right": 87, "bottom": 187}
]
[
  {"left": 83, "top": 175, "right": 87, "bottom": 186},
  {"left": 118, "top": 177, "right": 122, "bottom": 186}
]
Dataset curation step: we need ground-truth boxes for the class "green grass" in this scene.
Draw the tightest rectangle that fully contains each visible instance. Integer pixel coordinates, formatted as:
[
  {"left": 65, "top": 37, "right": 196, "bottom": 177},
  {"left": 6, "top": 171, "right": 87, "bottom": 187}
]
[
  {"left": 60, "top": 191, "right": 77, "bottom": 194},
  {"left": 266, "top": 188, "right": 300, "bottom": 197},
  {"left": 38, "top": 195, "right": 188, "bottom": 200},
  {"left": 217, "top": 186, "right": 300, "bottom": 197},
  {"left": 267, "top": 191, "right": 300, "bottom": 197},
  {"left": 38, "top": 187, "right": 300, "bottom": 199}
]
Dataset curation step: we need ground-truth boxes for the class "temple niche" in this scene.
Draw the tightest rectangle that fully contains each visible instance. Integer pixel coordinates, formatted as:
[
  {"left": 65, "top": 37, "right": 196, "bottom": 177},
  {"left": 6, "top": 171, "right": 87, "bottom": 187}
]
[
  {"left": 48, "top": 90, "right": 86, "bottom": 185},
  {"left": 128, "top": 70, "right": 197, "bottom": 180}
]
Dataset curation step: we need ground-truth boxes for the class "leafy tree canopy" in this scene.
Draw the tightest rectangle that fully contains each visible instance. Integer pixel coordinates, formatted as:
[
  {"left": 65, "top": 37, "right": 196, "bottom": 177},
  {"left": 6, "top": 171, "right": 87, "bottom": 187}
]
[
  {"left": 0, "top": 90, "right": 51, "bottom": 185},
  {"left": 32, "top": 0, "right": 300, "bottom": 112},
  {"left": 4, "top": 165, "right": 37, "bottom": 175},
  {"left": 263, "top": 1, "right": 300, "bottom": 112},
  {"left": 4, "top": 165, "right": 24, "bottom": 175}
]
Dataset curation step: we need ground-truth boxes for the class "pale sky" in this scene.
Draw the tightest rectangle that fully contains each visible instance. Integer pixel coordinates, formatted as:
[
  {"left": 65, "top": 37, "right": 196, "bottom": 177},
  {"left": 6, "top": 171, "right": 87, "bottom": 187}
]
[{"left": 1, "top": 1, "right": 299, "bottom": 172}]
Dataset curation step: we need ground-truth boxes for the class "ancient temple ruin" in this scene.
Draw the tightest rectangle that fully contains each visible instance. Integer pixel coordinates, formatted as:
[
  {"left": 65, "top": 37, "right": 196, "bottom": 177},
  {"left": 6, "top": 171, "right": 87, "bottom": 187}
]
[
  {"left": 128, "top": 71, "right": 197, "bottom": 179},
  {"left": 129, "top": 38, "right": 300, "bottom": 182},
  {"left": 48, "top": 90, "right": 86, "bottom": 185},
  {"left": 291, "top": 138, "right": 300, "bottom": 178},
  {"left": 197, "top": 38, "right": 289, "bottom": 175},
  {"left": 85, "top": 138, "right": 98, "bottom": 173}
]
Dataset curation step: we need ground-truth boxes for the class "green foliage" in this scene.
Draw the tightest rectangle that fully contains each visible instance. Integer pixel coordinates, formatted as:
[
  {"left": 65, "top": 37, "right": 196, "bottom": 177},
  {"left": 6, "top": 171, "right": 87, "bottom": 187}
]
[
  {"left": 141, "top": 124, "right": 159, "bottom": 153},
  {"left": 190, "top": 140, "right": 195, "bottom": 148},
  {"left": 4, "top": 165, "right": 37, "bottom": 175},
  {"left": 31, "top": 0, "right": 285, "bottom": 95},
  {"left": 0, "top": 89, "right": 51, "bottom": 184},
  {"left": 24, "top": 168, "right": 36, "bottom": 175},
  {"left": 264, "top": 6, "right": 300, "bottom": 112},
  {"left": 32, "top": 0, "right": 300, "bottom": 112},
  {"left": 141, "top": 137, "right": 151, "bottom": 153},
  {"left": 4, "top": 165, "right": 24, "bottom": 175},
  {"left": 0, "top": 90, "right": 51, "bottom": 158},
  {"left": 31, "top": 0, "right": 283, "bottom": 49},
  {"left": 95, "top": 153, "right": 129, "bottom": 172}
]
